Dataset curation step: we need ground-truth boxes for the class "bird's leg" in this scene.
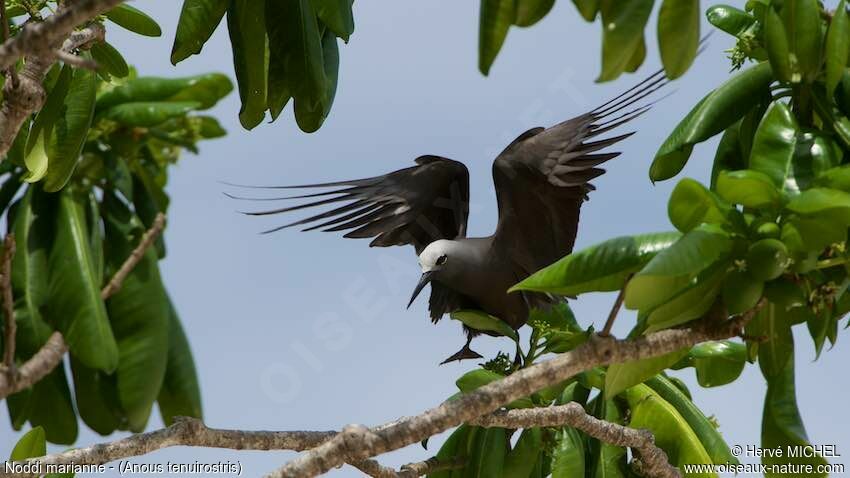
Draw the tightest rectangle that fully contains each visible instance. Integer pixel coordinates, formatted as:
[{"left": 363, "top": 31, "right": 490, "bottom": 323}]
[
  {"left": 440, "top": 335, "right": 483, "bottom": 365},
  {"left": 513, "top": 341, "right": 524, "bottom": 369}
]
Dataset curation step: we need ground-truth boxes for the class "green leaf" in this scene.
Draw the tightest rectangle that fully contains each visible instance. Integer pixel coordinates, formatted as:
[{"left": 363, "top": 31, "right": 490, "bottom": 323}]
[
  {"left": 651, "top": 62, "right": 773, "bottom": 181},
  {"left": 228, "top": 0, "right": 268, "bottom": 129},
  {"left": 45, "top": 190, "right": 117, "bottom": 372},
  {"left": 657, "top": 0, "right": 699, "bottom": 79},
  {"left": 10, "top": 427, "right": 46, "bottom": 461},
  {"left": 645, "top": 375, "right": 740, "bottom": 466},
  {"left": 679, "top": 340, "right": 747, "bottom": 387},
  {"left": 44, "top": 63, "right": 97, "bottom": 192},
  {"left": 456, "top": 369, "right": 504, "bottom": 393},
  {"left": 786, "top": 187, "right": 850, "bottom": 224},
  {"left": 311, "top": 0, "right": 355, "bottom": 40},
  {"left": 764, "top": 5, "right": 793, "bottom": 83},
  {"left": 97, "top": 74, "right": 232, "bottom": 112},
  {"left": 71, "top": 358, "right": 123, "bottom": 434},
  {"left": 105, "top": 4, "right": 162, "bottom": 37},
  {"left": 716, "top": 169, "right": 782, "bottom": 208},
  {"left": 503, "top": 428, "right": 543, "bottom": 478},
  {"left": 761, "top": 350, "right": 828, "bottom": 477},
  {"left": 467, "top": 427, "right": 507, "bottom": 478},
  {"left": 624, "top": 384, "right": 715, "bottom": 475},
  {"left": 511, "top": 232, "right": 680, "bottom": 296},
  {"left": 706, "top": 5, "right": 756, "bottom": 37},
  {"left": 597, "top": 0, "right": 653, "bottom": 82},
  {"left": 572, "top": 0, "right": 598, "bottom": 21},
  {"left": 102, "top": 193, "right": 170, "bottom": 432},
  {"left": 450, "top": 310, "right": 519, "bottom": 341},
  {"left": 158, "top": 296, "right": 202, "bottom": 425},
  {"left": 479, "top": 0, "right": 516, "bottom": 75},
  {"left": 194, "top": 116, "right": 227, "bottom": 138},
  {"left": 644, "top": 261, "right": 727, "bottom": 332},
  {"left": 668, "top": 178, "right": 730, "bottom": 232},
  {"left": 515, "top": 0, "right": 555, "bottom": 26},
  {"left": 22, "top": 65, "right": 73, "bottom": 183},
  {"left": 11, "top": 187, "right": 51, "bottom": 330},
  {"left": 266, "top": 0, "right": 324, "bottom": 132},
  {"left": 90, "top": 41, "right": 129, "bottom": 79},
  {"left": 427, "top": 426, "right": 471, "bottom": 478},
  {"left": 102, "top": 101, "right": 201, "bottom": 127},
  {"left": 781, "top": 0, "right": 822, "bottom": 83},
  {"left": 748, "top": 101, "right": 801, "bottom": 192},
  {"left": 750, "top": 302, "right": 794, "bottom": 378},
  {"left": 455, "top": 369, "right": 532, "bottom": 409},
  {"left": 171, "top": 0, "right": 229, "bottom": 64},
  {"left": 625, "top": 225, "right": 732, "bottom": 311},
  {"left": 825, "top": 0, "right": 849, "bottom": 93},
  {"left": 293, "top": 27, "right": 339, "bottom": 132},
  {"left": 604, "top": 348, "right": 689, "bottom": 399},
  {"left": 551, "top": 427, "right": 585, "bottom": 478},
  {"left": 7, "top": 189, "right": 78, "bottom": 445}
]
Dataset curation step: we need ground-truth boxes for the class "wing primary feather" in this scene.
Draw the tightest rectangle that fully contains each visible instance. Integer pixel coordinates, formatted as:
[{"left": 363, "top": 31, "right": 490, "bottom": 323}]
[
  {"left": 220, "top": 176, "right": 381, "bottom": 190},
  {"left": 326, "top": 204, "right": 396, "bottom": 232},
  {"left": 304, "top": 203, "right": 383, "bottom": 231},
  {"left": 575, "top": 132, "right": 635, "bottom": 154},
  {"left": 256, "top": 202, "right": 372, "bottom": 234},
  {"left": 223, "top": 186, "right": 366, "bottom": 202},
  {"left": 282, "top": 200, "right": 373, "bottom": 231},
  {"left": 588, "top": 106, "right": 652, "bottom": 138},
  {"left": 241, "top": 193, "right": 357, "bottom": 216},
  {"left": 589, "top": 68, "right": 665, "bottom": 114},
  {"left": 593, "top": 76, "right": 667, "bottom": 119}
]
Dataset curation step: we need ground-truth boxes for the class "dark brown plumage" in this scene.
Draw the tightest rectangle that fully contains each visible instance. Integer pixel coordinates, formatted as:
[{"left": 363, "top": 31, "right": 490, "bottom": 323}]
[{"left": 234, "top": 69, "right": 667, "bottom": 363}]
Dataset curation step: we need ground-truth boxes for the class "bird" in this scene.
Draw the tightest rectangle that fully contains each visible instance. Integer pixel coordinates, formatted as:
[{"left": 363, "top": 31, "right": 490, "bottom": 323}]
[{"left": 230, "top": 70, "right": 668, "bottom": 364}]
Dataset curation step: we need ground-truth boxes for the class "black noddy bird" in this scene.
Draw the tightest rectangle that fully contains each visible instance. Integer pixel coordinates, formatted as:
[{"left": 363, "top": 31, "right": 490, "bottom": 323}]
[{"left": 233, "top": 70, "right": 668, "bottom": 364}]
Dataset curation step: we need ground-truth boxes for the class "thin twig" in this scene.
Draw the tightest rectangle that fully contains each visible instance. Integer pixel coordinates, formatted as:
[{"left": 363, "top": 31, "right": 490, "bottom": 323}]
[
  {"left": 0, "top": 213, "right": 167, "bottom": 398},
  {"left": 1, "top": 234, "right": 15, "bottom": 372},
  {"left": 599, "top": 273, "right": 632, "bottom": 337},
  {"left": 100, "top": 213, "right": 165, "bottom": 299},
  {"left": 472, "top": 404, "right": 680, "bottom": 478},
  {"left": 54, "top": 49, "right": 98, "bottom": 70}
]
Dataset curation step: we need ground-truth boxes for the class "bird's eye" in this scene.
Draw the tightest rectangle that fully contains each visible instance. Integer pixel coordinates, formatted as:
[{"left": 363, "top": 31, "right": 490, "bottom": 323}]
[{"left": 436, "top": 254, "right": 448, "bottom": 266}]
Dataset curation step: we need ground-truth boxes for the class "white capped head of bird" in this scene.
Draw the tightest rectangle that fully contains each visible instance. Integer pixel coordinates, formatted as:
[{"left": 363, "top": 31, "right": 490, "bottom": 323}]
[{"left": 408, "top": 239, "right": 460, "bottom": 308}]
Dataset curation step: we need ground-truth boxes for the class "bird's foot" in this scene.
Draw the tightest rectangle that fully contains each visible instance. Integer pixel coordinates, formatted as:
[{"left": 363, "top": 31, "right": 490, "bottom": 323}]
[{"left": 439, "top": 344, "right": 484, "bottom": 365}]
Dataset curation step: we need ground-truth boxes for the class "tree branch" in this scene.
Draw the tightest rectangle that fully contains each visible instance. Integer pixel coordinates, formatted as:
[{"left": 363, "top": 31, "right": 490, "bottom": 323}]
[
  {"left": 1, "top": 234, "right": 15, "bottom": 371},
  {"left": 0, "top": 213, "right": 166, "bottom": 398},
  {"left": 471, "top": 404, "right": 680, "bottom": 478},
  {"left": 0, "top": 5, "right": 109, "bottom": 159},
  {"left": 100, "top": 213, "right": 166, "bottom": 299},
  {"left": 0, "top": 0, "right": 123, "bottom": 69},
  {"left": 268, "top": 301, "right": 763, "bottom": 477}
]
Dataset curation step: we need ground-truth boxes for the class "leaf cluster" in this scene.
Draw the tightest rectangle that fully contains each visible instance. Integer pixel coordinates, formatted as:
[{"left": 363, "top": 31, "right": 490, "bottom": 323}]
[
  {"left": 0, "top": 66, "right": 231, "bottom": 444},
  {"left": 171, "top": 0, "right": 352, "bottom": 131}
]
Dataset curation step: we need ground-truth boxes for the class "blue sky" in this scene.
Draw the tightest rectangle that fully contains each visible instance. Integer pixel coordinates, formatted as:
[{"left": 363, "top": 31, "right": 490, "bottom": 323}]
[{"left": 2, "top": 2, "right": 848, "bottom": 476}]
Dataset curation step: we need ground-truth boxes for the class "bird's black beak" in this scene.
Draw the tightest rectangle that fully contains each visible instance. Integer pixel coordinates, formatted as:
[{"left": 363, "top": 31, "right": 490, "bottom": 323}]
[{"left": 407, "top": 271, "right": 434, "bottom": 309}]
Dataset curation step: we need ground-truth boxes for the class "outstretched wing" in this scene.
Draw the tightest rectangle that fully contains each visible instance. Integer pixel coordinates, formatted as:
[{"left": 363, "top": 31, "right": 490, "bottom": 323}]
[
  {"left": 234, "top": 155, "right": 470, "bottom": 253},
  {"left": 492, "top": 70, "right": 667, "bottom": 275}
]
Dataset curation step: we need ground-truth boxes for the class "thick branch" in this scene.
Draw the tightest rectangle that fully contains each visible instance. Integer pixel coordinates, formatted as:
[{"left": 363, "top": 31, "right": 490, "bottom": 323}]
[
  {"left": 269, "top": 301, "right": 762, "bottom": 477},
  {"left": 0, "top": 18, "right": 105, "bottom": 159},
  {"left": 0, "top": 213, "right": 166, "bottom": 398}
]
